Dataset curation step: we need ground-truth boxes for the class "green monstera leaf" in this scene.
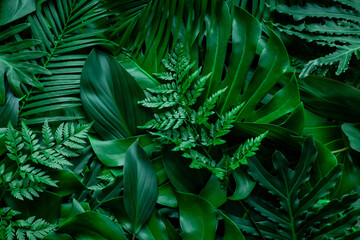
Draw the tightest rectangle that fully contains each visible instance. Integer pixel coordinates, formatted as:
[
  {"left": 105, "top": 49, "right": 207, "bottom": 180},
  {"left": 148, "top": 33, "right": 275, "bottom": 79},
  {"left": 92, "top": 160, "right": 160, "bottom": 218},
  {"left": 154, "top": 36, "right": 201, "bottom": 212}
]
[{"left": 236, "top": 137, "right": 360, "bottom": 240}]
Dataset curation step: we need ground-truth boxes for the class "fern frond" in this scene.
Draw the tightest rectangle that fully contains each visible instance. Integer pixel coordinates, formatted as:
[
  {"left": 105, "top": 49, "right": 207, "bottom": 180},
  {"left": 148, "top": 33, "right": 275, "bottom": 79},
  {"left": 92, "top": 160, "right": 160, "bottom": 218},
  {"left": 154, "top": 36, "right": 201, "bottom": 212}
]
[
  {"left": 42, "top": 120, "right": 55, "bottom": 147},
  {"left": 146, "top": 82, "right": 177, "bottom": 94},
  {"left": 140, "top": 107, "right": 187, "bottom": 130},
  {"left": 14, "top": 216, "right": 56, "bottom": 240},
  {"left": 19, "top": 164, "right": 58, "bottom": 187},
  {"left": 21, "top": 122, "right": 40, "bottom": 153},
  {"left": 187, "top": 73, "right": 211, "bottom": 106},
  {"left": 183, "top": 149, "right": 225, "bottom": 179},
  {"left": 210, "top": 104, "right": 244, "bottom": 144},
  {"left": 139, "top": 93, "right": 179, "bottom": 109},
  {"left": 9, "top": 179, "right": 44, "bottom": 200},
  {"left": 153, "top": 72, "right": 175, "bottom": 81},
  {"left": 139, "top": 44, "right": 266, "bottom": 179},
  {"left": 228, "top": 131, "right": 268, "bottom": 170},
  {"left": 5, "top": 123, "right": 24, "bottom": 163}
]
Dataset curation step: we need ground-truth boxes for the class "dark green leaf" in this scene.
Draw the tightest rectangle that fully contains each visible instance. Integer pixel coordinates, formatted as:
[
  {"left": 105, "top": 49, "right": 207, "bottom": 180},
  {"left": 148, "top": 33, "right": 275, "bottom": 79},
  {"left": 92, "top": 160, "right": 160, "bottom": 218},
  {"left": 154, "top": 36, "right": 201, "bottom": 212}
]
[
  {"left": 176, "top": 192, "right": 217, "bottom": 240},
  {"left": 58, "top": 211, "right": 127, "bottom": 240},
  {"left": 89, "top": 135, "right": 157, "bottom": 167},
  {"left": 124, "top": 140, "right": 158, "bottom": 233},
  {"left": 0, "top": 0, "right": 36, "bottom": 26},
  {"left": 81, "top": 49, "right": 151, "bottom": 140}
]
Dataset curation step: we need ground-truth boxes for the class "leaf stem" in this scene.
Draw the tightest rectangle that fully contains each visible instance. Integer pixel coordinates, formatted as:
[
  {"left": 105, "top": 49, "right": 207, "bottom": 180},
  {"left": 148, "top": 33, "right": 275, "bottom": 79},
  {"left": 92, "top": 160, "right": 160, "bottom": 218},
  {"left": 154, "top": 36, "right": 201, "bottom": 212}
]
[{"left": 331, "top": 146, "right": 350, "bottom": 154}]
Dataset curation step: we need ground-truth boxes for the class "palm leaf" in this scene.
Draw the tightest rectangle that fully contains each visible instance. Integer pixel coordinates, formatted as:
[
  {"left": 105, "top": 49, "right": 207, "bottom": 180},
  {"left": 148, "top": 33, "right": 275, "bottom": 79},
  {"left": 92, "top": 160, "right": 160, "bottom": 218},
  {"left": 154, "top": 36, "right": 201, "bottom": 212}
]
[{"left": 19, "top": 0, "right": 116, "bottom": 125}]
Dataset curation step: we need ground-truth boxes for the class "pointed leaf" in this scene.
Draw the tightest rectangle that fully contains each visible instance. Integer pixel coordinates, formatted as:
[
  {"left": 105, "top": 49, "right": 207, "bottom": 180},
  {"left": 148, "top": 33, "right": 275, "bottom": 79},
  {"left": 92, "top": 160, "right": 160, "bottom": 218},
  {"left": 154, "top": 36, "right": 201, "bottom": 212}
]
[{"left": 124, "top": 140, "right": 158, "bottom": 233}]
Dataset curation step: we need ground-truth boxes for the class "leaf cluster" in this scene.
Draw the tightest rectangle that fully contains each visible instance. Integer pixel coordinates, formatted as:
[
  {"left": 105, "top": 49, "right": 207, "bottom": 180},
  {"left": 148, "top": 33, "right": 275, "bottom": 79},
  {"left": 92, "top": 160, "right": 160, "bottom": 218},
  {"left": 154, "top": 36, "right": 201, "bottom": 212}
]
[
  {"left": 238, "top": 137, "right": 360, "bottom": 239},
  {"left": 273, "top": 0, "right": 360, "bottom": 78},
  {"left": 0, "top": 207, "right": 56, "bottom": 240},
  {"left": 139, "top": 43, "right": 267, "bottom": 179},
  {"left": 0, "top": 121, "right": 91, "bottom": 201}
]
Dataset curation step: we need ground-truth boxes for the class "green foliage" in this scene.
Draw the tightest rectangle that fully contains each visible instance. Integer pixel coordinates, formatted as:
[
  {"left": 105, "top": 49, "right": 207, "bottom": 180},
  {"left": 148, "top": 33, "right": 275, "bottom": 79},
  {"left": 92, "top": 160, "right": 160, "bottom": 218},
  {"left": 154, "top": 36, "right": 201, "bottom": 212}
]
[
  {"left": 273, "top": 1, "right": 360, "bottom": 78},
  {"left": 1, "top": 120, "right": 91, "bottom": 200},
  {"left": 139, "top": 43, "right": 266, "bottom": 179},
  {"left": 0, "top": 23, "right": 50, "bottom": 104},
  {"left": 0, "top": 0, "right": 359, "bottom": 239},
  {"left": 18, "top": 0, "right": 116, "bottom": 125},
  {"left": 0, "top": 207, "right": 56, "bottom": 240},
  {"left": 240, "top": 137, "right": 360, "bottom": 239}
]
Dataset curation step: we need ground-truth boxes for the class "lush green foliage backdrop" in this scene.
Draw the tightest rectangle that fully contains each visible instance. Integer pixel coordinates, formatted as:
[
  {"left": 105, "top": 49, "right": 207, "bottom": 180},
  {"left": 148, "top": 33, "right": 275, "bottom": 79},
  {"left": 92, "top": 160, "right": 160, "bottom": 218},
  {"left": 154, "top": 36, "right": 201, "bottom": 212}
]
[{"left": 0, "top": 0, "right": 360, "bottom": 239}]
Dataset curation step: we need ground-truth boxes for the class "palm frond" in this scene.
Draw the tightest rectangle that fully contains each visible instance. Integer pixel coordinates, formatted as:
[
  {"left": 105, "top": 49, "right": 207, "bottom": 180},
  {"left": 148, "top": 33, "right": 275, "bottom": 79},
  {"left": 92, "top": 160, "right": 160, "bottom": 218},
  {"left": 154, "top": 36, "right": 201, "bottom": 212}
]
[{"left": 19, "top": 0, "right": 116, "bottom": 125}]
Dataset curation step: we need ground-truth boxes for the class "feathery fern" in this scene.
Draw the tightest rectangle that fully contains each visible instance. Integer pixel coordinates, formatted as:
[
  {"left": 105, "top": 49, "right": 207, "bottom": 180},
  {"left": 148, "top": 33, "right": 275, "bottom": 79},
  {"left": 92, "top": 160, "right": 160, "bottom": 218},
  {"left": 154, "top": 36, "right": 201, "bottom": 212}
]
[
  {"left": 273, "top": 1, "right": 360, "bottom": 78},
  {"left": 237, "top": 137, "right": 360, "bottom": 239},
  {"left": 0, "top": 120, "right": 91, "bottom": 200},
  {"left": 0, "top": 207, "right": 56, "bottom": 240},
  {"left": 139, "top": 43, "right": 266, "bottom": 179}
]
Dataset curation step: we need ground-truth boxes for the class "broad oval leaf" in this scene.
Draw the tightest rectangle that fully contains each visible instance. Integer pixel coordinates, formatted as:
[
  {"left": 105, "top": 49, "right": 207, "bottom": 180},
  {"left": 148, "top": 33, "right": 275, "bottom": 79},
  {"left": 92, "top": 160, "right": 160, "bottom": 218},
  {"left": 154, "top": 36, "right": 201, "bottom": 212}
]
[
  {"left": 124, "top": 139, "right": 158, "bottom": 233},
  {"left": 81, "top": 49, "right": 151, "bottom": 140},
  {"left": 177, "top": 192, "right": 217, "bottom": 240}
]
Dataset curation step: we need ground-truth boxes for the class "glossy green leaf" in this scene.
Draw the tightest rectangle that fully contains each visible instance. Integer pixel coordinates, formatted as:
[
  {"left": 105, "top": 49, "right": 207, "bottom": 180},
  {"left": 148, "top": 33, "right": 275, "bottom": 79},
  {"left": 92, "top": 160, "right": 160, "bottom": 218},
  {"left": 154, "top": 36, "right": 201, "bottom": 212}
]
[
  {"left": 58, "top": 211, "right": 127, "bottom": 240},
  {"left": 81, "top": 49, "right": 151, "bottom": 140},
  {"left": 124, "top": 140, "right": 158, "bottom": 233},
  {"left": 342, "top": 123, "right": 360, "bottom": 152},
  {"left": 137, "top": 211, "right": 169, "bottom": 240},
  {"left": 228, "top": 168, "right": 255, "bottom": 201},
  {"left": 118, "top": 57, "right": 159, "bottom": 89},
  {"left": 176, "top": 192, "right": 217, "bottom": 240},
  {"left": 157, "top": 182, "right": 178, "bottom": 208},
  {"left": 220, "top": 212, "right": 245, "bottom": 240},
  {"left": 50, "top": 169, "right": 86, "bottom": 197},
  {"left": 89, "top": 135, "right": 157, "bottom": 167},
  {"left": 162, "top": 150, "right": 210, "bottom": 193},
  {"left": 246, "top": 137, "right": 346, "bottom": 239},
  {"left": 0, "top": 0, "right": 36, "bottom": 26},
  {"left": 200, "top": 174, "right": 227, "bottom": 208},
  {"left": 44, "top": 233, "right": 72, "bottom": 240},
  {"left": 299, "top": 75, "right": 360, "bottom": 122},
  {"left": 0, "top": 84, "right": 18, "bottom": 127}
]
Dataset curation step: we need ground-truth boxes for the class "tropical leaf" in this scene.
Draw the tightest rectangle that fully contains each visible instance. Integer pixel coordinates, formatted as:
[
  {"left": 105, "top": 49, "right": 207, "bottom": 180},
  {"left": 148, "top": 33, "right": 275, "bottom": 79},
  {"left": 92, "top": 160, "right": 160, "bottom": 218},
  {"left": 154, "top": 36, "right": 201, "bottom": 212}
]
[
  {"left": 0, "top": 83, "right": 18, "bottom": 127},
  {"left": 123, "top": 140, "right": 158, "bottom": 234},
  {"left": 57, "top": 211, "right": 127, "bottom": 240},
  {"left": 241, "top": 137, "right": 360, "bottom": 239},
  {"left": 19, "top": 0, "right": 116, "bottom": 125},
  {"left": 176, "top": 192, "right": 217, "bottom": 240},
  {"left": 0, "top": 23, "right": 50, "bottom": 104},
  {"left": 81, "top": 49, "right": 151, "bottom": 140},
  {"left": 0, "top": 0, "right": 36, "bottom": 26},
  {"left": 273, "top": 2, "right": 360, "bottom": 77}
]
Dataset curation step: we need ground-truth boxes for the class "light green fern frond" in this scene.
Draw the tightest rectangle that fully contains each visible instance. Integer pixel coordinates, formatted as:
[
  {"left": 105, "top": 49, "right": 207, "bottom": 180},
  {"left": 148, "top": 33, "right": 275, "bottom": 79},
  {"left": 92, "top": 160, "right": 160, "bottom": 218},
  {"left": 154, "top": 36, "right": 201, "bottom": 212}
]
[
  {"left": 227, "top": 131, "right": 268, "bottom": 171},
  {"left": 2, "top": 121, "right": 91, "bottom": 201},
  {"left": 139, "top": 43, "right": 265, "bottom": 179}
]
